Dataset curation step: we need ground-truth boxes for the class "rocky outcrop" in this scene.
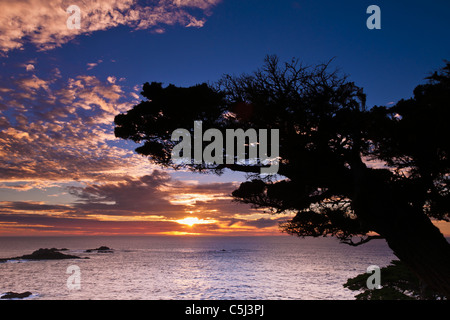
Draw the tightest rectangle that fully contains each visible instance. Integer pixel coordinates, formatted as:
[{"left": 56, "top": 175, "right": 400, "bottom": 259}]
[
  {"left": 85, "top": 246, "right": 113, "bottom": 253},
  {"left": 0, "top": 248, "right": 87, "bottom": 263},
  {"left": 1, "top": 291, "right": 32, "bottom": 299}
]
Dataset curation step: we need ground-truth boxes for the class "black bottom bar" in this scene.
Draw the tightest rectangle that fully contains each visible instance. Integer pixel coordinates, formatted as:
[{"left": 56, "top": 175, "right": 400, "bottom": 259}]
[{"left": 1, "top": 300, "right": 448, "bottom": 319}]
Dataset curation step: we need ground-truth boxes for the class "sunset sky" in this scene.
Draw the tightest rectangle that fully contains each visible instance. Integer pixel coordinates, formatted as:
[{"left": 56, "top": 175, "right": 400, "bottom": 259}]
[{"left": 0, "top": 0, "right": 449, "bottom": 236}]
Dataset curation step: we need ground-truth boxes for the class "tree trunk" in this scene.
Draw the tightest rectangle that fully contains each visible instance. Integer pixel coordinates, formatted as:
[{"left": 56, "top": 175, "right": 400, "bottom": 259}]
[
  {"left": 383, "top": 214, "right": 450, "bottom": 298},
  {"left": 353, "top": 164, "right": 450, "bottom": 298}
]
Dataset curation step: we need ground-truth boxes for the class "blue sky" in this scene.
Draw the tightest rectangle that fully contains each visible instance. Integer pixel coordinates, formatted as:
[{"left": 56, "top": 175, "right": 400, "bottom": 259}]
[
  {"left": 0, "top": 0, "right": 449, "bottom": 235},
  {"left": 5, "top": 1, "right": 450, "bottom": 104}
]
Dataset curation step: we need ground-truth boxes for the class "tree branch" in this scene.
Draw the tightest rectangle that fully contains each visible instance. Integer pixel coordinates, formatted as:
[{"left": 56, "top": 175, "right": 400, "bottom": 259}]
[{"left": 340, "top": 235, "right": 384, "bottom": 247}]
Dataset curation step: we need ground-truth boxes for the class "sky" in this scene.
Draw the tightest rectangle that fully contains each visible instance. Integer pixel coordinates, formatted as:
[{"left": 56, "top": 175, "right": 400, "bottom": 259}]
[{"left": 0, "top": 0, "right": 449, "bottom": 236}]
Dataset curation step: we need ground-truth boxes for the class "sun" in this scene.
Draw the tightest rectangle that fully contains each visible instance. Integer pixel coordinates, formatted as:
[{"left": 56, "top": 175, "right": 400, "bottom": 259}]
[{"left": 175, "top": 217, "right": 216, "bottom": 227}]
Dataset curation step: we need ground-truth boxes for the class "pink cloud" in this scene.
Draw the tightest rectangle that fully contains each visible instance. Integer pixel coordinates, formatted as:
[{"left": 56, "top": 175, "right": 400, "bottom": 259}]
[
  {"left": 0, "top": 68, "right": 152, "bottom": 185},
  {"left": 0, "top": 0, "right": 222, "bottom": 54},
  {"left": 0, "top": 168, "right": 283, "bottom": 236}
]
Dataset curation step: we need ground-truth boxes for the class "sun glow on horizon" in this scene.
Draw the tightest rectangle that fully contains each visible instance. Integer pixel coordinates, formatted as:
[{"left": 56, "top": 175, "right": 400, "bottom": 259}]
[{"left": 175, "top": 217, "right": 217, "bottom": 227}]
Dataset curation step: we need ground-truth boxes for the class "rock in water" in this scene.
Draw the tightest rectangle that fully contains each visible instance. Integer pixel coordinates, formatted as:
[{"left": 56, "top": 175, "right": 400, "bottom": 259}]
[
  {"left": 0, "top": 248, "right": 85, "bottom": 263},
  {"left": 1, "top": 291, "right": 32, "bottom": 299},
  {"left": 85, "top": 246, "right": 113, "bottom": 253},
  {"left": 19, "top": 248, "right": 81, "bottom": 260}
]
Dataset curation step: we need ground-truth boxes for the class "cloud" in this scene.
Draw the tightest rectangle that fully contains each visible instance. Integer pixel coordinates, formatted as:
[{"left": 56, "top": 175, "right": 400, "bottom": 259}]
[
  {"left": 130, "top": 92, "right": 140, "bottom": 100},
  {"left": 87, "top": 63, "right": 98, "bottom": 70},
  {"left": 0, "top": 201, "right": 71, "bottom": 213},
  {"left": 107, "top": 76, "right": 117, "bottom": 84},
  {"left": 0, "top": 69, "right": 262, "bottom": 225},
  {"left": 25, "top": 64, "right": 35, "bottom": 72},
  {"left": 17, "top": 74, "right": 50, "bottom": 92},
  {"left": 241, "top": 217, "right": 283, "bottom": 229},
  {"left": 0, "top": 66, "right": 153, "bottom": 185},
  {"left": 185, "top": 17, "right": 206, "bottom": 28},
  {"left": 86, "top": 59, "right": 103, "bottom": 70},
  {"left": 0, "top": 0, "right": 222, "bottom": 54},
  {"left": 0, "top": 171, "right": 284, "bottom": 235},
  {"left": 66, "top": 171, "right": 257, "bottom": 220},
  {"left": 0, "top": 212, "right": 182, "bottom": 235},
  {"left": 68, "top": 170, "right": 180, "bottom": 217}
]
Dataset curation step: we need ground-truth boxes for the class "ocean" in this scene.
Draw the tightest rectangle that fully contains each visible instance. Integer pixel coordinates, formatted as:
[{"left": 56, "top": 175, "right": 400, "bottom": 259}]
[{"left": 0, "top": 235, "right": 397, "bottom": 300}]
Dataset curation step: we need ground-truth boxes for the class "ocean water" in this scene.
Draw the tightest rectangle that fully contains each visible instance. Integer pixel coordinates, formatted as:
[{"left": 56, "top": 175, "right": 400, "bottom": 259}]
[{"left": 0, "top": 236, "right": 396, "bottom": 300}]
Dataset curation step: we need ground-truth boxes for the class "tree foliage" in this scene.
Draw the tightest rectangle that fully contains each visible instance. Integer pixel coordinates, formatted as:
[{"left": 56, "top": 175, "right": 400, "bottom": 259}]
[
  {"left": 114, "top": 56, "right": 450, "bottom": 297},
  {"left": 115, "top": 56, "right": 450, "bottom": 243},
  {"left": 344, "top": 260, "right": 445, "bottom": 300}
]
